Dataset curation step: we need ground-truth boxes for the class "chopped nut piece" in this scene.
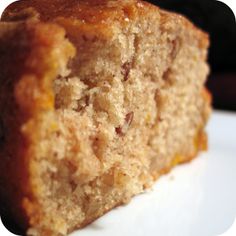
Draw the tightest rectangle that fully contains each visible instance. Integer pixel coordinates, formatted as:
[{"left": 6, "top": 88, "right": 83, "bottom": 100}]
[
  {"left": 121, "top": 62, "right": 132, "bottom": 81},
  {"left": 77, "top": 95, "right": 89, "bottom": 111},
  {"left": 116, "top": 112, "right": 134, "bottom": 136}
]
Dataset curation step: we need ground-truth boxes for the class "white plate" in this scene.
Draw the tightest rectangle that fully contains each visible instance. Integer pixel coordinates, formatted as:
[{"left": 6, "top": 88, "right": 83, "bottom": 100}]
[{"left": 71, "top": 111, "right": 236, "bottom": 236}]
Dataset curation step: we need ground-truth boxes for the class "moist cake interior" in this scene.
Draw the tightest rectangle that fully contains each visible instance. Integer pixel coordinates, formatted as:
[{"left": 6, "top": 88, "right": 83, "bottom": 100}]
[{"left": 35, "top": 11, "right": 209, "bottom": 234}]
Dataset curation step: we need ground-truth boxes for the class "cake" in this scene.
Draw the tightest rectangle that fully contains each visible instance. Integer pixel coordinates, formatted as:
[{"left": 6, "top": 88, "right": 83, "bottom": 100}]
[{"left": 0, "top": 0, "right": 211, "bottom": 235}]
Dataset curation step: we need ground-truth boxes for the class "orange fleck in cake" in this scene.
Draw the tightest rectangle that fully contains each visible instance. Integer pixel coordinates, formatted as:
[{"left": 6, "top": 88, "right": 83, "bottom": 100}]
[{"left": 0, "top": 0, "right": 211, "bottom": 235}]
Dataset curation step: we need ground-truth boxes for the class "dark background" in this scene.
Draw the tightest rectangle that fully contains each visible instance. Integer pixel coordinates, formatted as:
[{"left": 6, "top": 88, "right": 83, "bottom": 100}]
[{"left": 149, "top": 0, "right": 236, "bottom": 111}]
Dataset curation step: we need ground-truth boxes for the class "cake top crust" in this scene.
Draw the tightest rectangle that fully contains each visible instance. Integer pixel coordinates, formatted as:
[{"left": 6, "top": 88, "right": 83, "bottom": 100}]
[
  {"left": 2, "top": 0, "right": 208, "bottom": 48},
  {"left": 3, "top": 0, "right": 141, "bottom": 23}
]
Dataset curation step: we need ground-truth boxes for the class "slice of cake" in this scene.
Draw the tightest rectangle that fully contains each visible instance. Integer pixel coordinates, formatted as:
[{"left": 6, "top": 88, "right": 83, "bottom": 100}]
[{"left": 0, "top": 0, "right": 211, "bottom": 235}]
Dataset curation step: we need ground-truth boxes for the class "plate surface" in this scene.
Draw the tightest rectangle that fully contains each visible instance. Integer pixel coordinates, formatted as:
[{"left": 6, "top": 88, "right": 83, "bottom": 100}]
[{"left": 71, "top": 111, "right": 236, "bottom": 236}]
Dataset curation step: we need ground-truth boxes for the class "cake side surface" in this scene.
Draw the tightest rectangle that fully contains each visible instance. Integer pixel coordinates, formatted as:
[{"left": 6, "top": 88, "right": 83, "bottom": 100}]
[
  {"left": 0, "top": 0, "right": 211, "bottom": 235},
  {"left": 0, "top": 20, "right": 75, "bottom": 234}
]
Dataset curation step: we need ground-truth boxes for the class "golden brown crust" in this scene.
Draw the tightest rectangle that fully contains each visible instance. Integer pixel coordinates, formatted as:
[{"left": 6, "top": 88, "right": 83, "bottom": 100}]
[
  {"left": 0, "top": 22, "right": 31, "bottom": 229},
  {"left": 0, "top": 20, "right": 75, "bottom": 231},
  {"left": 2, "top": 0, "right": 208, "bottom": 49}
]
